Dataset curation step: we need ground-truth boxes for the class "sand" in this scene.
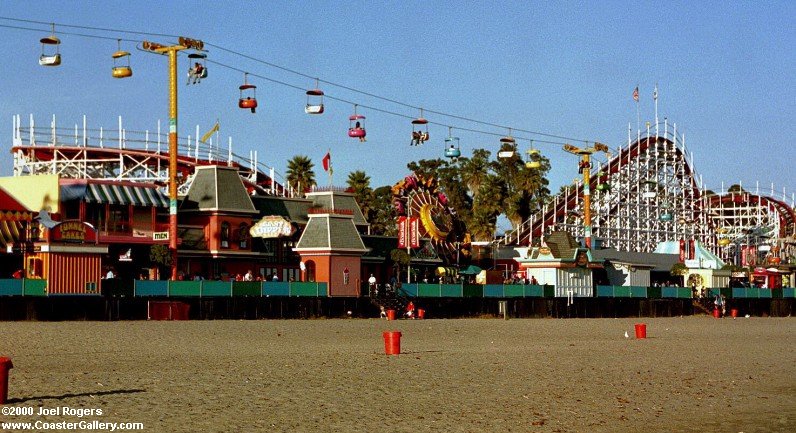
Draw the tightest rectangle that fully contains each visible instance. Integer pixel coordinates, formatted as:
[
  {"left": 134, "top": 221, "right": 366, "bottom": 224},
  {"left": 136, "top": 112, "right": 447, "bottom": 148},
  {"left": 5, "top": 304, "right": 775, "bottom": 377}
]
[{"left": 0, "top": 317, "right": 793, "bottom": 432}]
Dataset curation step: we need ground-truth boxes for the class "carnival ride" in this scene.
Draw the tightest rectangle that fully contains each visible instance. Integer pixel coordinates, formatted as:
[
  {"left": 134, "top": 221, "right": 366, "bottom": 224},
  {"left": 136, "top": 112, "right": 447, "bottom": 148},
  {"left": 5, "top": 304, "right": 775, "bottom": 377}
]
[
  {"left": 391, "top": 174, "right": 471, "bottom": 264},
  {"left": 498, "top": 121, "right": 796, "bottom": 265}
]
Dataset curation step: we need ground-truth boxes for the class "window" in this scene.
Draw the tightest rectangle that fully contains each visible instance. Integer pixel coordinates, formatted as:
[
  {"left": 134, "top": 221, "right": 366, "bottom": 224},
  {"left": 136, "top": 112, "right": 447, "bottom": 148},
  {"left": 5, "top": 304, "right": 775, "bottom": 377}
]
[
  {"left": 108, "top": 205, "right": 130, "bottom": 234},
  {"left": 220, "top": 221, "right": 230, "bottom": 248},
  {"left": 238, "top": 223, "right": 249, "bottom": 249}
]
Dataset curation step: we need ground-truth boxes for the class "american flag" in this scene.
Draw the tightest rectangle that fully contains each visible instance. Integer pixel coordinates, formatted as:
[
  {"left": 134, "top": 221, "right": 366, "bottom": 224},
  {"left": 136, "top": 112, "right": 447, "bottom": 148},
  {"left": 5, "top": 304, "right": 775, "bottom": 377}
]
[{"left": 633, "top": 86, "right": 639, "bottom": 102}]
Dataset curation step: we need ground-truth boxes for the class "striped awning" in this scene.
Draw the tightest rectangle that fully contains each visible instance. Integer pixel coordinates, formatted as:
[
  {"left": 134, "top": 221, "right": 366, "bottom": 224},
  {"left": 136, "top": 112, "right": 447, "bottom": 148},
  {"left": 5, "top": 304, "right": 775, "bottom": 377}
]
[{"left": 86, "top": 184, "right": 169, "bottom": 208}]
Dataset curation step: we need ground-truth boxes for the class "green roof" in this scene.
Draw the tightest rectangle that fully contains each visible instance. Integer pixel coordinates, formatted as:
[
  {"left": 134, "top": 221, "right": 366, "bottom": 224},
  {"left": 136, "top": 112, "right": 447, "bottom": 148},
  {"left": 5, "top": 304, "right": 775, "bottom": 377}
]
[
  {"left": 180, "top": 166, "right": 257, "bottom": 214},
  {"left": 251, "top": 196, "right": 312, "bottom": 224},
  {"left": 294, "top": 214, "right": 367, "bottom": 252},
  {"left": 306, "top": 191, "right": 369, "bottom": 227},
  {"left": 545, "top": 231, "right": 579, "bottom": 259}
]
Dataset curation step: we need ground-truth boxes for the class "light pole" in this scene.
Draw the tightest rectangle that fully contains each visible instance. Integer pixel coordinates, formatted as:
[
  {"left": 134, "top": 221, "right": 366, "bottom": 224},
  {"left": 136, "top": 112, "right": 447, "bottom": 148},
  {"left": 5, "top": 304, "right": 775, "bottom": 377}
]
[
  {"left": 142, "top": 37, "right": 204, "bottom": 280},
  {"left": 563, "top": 142, "right": 611, "bottom": 249}
]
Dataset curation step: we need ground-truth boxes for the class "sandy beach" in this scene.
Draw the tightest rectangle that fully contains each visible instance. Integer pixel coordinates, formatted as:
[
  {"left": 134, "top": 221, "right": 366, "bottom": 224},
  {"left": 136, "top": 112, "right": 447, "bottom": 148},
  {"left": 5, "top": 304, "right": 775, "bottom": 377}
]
[{"left": 0, "top": 317, "right": 793, "bottom": 432}]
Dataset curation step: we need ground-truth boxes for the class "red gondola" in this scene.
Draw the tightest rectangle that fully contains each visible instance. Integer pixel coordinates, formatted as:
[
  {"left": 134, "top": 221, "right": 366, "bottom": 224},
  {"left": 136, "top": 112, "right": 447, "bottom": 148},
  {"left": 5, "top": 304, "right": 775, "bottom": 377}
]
[
  {"left": 238, "top": 73, "right": 257, "bottom": 113},
  {"left": 348, "top": 105, "right": 366, "bottom": 142}
]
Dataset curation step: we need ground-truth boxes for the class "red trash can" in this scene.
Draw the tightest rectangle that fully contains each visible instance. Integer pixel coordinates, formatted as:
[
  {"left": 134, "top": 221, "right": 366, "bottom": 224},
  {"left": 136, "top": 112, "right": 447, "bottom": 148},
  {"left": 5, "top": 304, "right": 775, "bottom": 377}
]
[
  {"left": 0, "top": 357, "right": 13, "bottom": 404},
  {"left": 417, "top": 308, "right": 425, "bottom": 320},
  {"left": 634, "top": 323, "right": 647, "bottom": 339},
  {"left": 730, "top": 308, "right": 738, "bottom": 319},
  {"left": 386, "top": 309, "right": 396, "bottom": 321},
  {"left": 383, "top": 331, "right": 401, "bottom": 355},
  {"left": 713, "top": 308, "right": 721, "bottom": 318}
]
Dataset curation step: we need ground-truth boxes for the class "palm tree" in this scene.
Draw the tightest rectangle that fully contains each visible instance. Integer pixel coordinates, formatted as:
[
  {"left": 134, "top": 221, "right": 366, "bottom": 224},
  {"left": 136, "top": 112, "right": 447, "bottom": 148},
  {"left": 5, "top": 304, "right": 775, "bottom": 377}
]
[
  {"left": 459, "top": 149, "right": 492, "bottom": 194},
  {"left": 285, "top": 155, "right": 316, "bottom": 196},
  {"left": 347, "top": 170, "right": 373, "bottom": 219}
]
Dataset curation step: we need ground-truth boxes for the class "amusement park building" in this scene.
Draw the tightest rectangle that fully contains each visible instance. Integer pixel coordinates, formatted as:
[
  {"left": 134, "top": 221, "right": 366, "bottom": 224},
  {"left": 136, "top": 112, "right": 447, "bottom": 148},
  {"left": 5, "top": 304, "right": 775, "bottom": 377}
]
[{"left": 1, "top": 115, "right": 794, "bottom": 296}]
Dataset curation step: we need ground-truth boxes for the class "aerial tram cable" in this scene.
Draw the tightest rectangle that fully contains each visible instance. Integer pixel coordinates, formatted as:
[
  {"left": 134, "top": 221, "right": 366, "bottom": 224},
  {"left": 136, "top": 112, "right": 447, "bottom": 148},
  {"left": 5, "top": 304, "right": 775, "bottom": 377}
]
[{"left": 1, "top": 15, "right": 607, "bottom": 150}]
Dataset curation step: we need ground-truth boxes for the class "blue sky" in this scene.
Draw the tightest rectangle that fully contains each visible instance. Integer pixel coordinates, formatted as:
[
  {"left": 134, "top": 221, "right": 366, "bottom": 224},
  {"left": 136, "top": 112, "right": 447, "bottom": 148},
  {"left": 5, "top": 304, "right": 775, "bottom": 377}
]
[{"left": 1, "top": 1, "right": 794, "bottom": 216}]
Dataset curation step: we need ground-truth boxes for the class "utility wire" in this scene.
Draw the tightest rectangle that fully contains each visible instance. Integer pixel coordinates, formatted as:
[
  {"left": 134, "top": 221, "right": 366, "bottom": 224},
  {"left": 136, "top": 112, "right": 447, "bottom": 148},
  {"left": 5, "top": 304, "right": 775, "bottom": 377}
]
[{"left": 0, "top": 15, "right": 598, "bottom": 146}]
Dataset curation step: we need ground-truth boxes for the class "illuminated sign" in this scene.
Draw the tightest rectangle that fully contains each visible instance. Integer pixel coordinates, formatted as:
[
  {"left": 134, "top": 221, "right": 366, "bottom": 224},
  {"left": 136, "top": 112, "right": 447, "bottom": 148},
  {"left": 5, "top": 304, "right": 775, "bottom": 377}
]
[
  {"left": 49, "top": 220, "right": 97, "bottom": 243},
  {"left": 250, "top": 216, "right": 295, "bottom": 238},
  {"left": 153, "top": 232, "right": 169, "bottom": 241}
]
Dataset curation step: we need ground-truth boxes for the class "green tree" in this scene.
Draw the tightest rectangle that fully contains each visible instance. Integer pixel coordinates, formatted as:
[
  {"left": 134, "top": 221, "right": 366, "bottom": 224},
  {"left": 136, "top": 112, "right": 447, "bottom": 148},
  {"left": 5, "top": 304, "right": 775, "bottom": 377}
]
[
  {"left": 346, "top": 170, "right": 373, "bottom": 220},
  {"left": 368, "top": 185, "right": 397, "bottom": 236},
  {"left": 493, "top": 142, "right": 551, "bottom": 229},
  {"left": 149, "top": 244, "right": 171, "bottom": 279},
  {"left": 390, "top": 248, "right": 411, "bottom": 281},
  {"left": 285, "top": 155, "right": 316, "bottom": 195}
]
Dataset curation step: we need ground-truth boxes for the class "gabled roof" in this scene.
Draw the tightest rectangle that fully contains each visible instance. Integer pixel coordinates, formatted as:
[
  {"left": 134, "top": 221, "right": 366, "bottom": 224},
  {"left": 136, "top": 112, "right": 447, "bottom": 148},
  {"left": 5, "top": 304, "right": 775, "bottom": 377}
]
[
  {"left": 294, "top": 213, "right": 368, "bottom": 253},
  {"left": 180, "top": 165, "right": 257, "bottom": 214},
  {"left": 591, "top": 248, "right": 680, "bottom": 272},
  {"left": 305, "top": 190, "right": 369, "bottom": 227},
  {"left": 251, "top": 196, "right": 312, "bottom": 224},
  {"left": 545, "top": 231, "right": 579, "bottom": 259}
]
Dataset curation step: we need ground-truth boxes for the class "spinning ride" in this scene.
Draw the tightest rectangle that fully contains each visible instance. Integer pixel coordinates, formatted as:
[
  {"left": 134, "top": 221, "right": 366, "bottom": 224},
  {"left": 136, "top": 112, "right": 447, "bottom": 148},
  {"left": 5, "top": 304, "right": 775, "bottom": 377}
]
[{"left": 392, "top": 174, "right": 470, "bottom": 264}]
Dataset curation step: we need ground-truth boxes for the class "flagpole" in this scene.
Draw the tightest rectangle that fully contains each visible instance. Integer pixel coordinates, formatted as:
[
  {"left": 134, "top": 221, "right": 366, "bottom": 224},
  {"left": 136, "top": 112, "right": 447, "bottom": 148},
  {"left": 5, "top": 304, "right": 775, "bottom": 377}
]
[
  {"left": 635, "top": 88, "right": 640, "bottom": 139},
  {"left": 654, "top": 84, "right": 659, "bottom": 136},
  {"left": 327, "top": 147, "right": 332, "bottom": 187}
]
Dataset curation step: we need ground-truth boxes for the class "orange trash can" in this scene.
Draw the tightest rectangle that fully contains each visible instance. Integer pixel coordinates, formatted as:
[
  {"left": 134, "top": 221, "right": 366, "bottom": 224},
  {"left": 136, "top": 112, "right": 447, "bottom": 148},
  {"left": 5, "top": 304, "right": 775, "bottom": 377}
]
[
  {"left": 417, "top": 308, "right": 425, "bottom": 320},
  {"left": 386, "top": 309, "right": 396, "bottom": 321},
  {"left": 730, "top": 308, "right": 738, "bottom": 318},
  {"left": 0, "top": 357, "right": 13, "bottom": 404},
  {"left": 383, "top": 331, "right": 401, "bottom": 355},
  {"left": 634, "top": 323, "right": 647, "bottom": 339}
]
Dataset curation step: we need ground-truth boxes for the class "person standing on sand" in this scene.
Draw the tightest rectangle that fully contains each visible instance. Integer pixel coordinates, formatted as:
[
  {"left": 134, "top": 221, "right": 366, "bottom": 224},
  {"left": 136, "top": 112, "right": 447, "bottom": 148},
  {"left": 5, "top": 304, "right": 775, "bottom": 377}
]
[{"left": 368, "top": 274, "right": 377, "bottom": 296}]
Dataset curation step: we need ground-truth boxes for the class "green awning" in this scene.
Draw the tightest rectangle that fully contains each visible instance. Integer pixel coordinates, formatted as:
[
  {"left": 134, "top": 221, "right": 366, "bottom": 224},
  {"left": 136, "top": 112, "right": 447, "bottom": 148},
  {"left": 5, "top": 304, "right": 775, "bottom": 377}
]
[{"left": 459, "top": 265, "right": 483, "bottom": 275}]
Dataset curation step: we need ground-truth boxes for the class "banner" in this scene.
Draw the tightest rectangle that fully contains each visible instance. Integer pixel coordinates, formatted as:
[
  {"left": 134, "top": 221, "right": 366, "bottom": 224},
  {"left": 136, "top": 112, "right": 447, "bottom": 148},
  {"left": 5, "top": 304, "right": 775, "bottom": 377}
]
[
  {"left": 409, "top": 216, "right": 420, "bottom": 248},
  {"left": 397, "top": 216, "right": 407, "bottom": 249}
]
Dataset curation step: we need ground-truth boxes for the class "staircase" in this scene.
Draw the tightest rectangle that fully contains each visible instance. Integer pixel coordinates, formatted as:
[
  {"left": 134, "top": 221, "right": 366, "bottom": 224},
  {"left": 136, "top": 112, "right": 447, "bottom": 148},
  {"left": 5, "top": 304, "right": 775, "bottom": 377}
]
[{"left": 369, "top": 284, "right": 410, "bottom": 315}]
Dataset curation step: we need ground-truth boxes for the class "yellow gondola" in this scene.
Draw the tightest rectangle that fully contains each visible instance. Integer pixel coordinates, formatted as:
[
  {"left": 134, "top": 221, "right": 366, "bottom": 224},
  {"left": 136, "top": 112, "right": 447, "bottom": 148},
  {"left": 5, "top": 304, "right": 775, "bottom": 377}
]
[{"left": 111, "top": 40, "right": 133, "bottom": 78}]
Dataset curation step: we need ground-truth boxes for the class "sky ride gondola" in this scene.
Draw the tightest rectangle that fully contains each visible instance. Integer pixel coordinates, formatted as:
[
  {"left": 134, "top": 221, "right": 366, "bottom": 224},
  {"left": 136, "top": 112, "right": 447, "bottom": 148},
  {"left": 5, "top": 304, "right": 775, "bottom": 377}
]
[
  {"left": 500, "top": 128, "right": 516, "bottom": 145},
  {"left": 238, "top": 73, "right": 257, "bottom": 113},
  {"left": 525, "top": 142, "right": 541, "bottom": 169},
  {"left": 187, "top": 52, "right": 207, "bottom": 84},
  {"left": 658, "top": 201, "right": 673, "bottom": 222},
  {"left": 111, "top": 39, "right": 132, "bottom": 78},
  {"left": 411, "top": 109, "right": 429, "bottom": 146},
  {"left": 642, "top": 180, "right": 658, "bottom": 199},
  {"left": 39, "top": 24, "right": 61, "bottom": 67},
  {"left": 348, "top": 105, "right": 366, "bottom": 142},
  {"left": 305, "top": 80, "right": 324, "bottom": 114},
  {"left": 444, "top": 127, "right": 460, "bottom": 158}
]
